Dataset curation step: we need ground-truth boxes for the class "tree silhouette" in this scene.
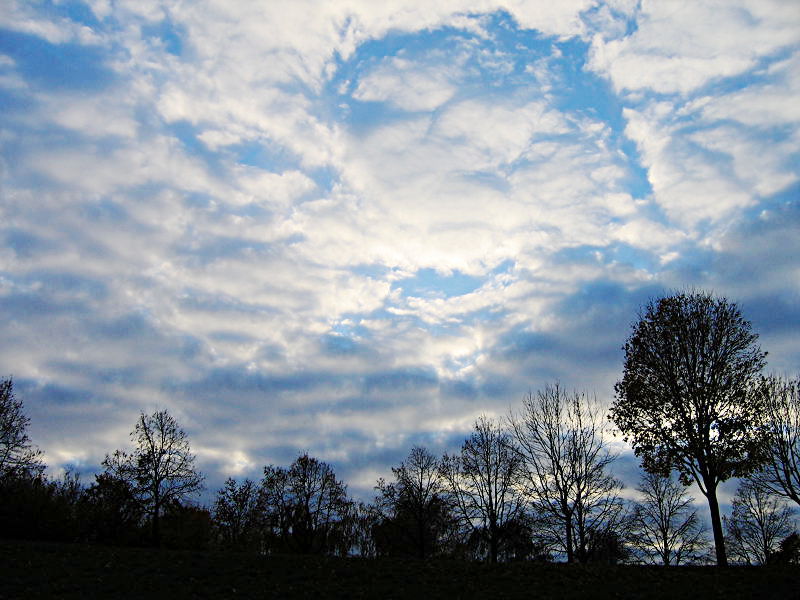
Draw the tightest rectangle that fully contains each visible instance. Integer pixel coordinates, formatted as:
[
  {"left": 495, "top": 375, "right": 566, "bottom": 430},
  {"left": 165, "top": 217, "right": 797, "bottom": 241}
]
[
  {"left": 756, "top": 375, "right": 800, "bottom": 506},
  {"left": 102, "top": 410, "right": 204, "bottom": 546},
  {"left": 509, "top": 384, "right": 623, "bottom": 563},
  {"left": 376, "top": 446, "right": 453, "bottom": 559},
  {"left": 261, "top": 452, "right": 350, "bottom": 555},
  {"left": 79, "top": 472, "right": 144, "bottom": 545},
  {"left": 629, "top": 471, "right": 708, "bottom": 565},
  {"left": 611, "top": 291, "right": 768, "bottom": 566},
  {"left": 0, "top": 377, "right": 44, "bottom": 478},
  {"left": 346, "top": 501, "right": 380, "bottom": 558},
  {"left": 770, "top": 532, "right": 800, "bottom": 565},
  {"left": 213, "top": 477, "right": 264, "bottom": 551},
  {"left": 724, "top": 479, "right": 796, "bottom": 565},
  {"left": 374, "top": 445, "right": 454, "bottom": 559},
  {"left": 160, "top": 499, "right": 213, "bottom": 550},
  {"left": 440, "top": 416, "right": 524, "bottom": 563}
]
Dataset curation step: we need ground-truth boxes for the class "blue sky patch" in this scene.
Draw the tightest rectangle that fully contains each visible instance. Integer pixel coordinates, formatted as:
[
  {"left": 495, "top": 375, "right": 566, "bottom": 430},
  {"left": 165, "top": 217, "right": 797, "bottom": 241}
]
[
  {"left": 393, "top": 268, "right": 483, "bottom": 298},
  {"left": 0, "top": 30, "right": 114, "bottom": 91},
  {"left": 141, "top": 19, "right": 184, "bottom": 56}
]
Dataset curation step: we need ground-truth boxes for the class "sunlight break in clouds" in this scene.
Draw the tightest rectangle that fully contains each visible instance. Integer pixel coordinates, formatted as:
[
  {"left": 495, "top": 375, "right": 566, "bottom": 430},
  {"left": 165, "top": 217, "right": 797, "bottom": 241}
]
[{"left": 0, "top": 1, "right": 798, "bottom": 503}]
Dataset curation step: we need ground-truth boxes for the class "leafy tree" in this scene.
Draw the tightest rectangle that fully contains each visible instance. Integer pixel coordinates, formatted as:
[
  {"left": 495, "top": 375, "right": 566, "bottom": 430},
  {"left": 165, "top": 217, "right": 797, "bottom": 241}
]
[
  {"left": 0, "top": 377, "right": 44, "bottom": 478},
  {"left": 213, "top": 477, "right": 264, "bottom": 551},
  {"left": 611, "top": 291, "right": 769, "bottom": 566},
  {"left": 347, "top": 501, "right": 380, "bottom": 558},
  {"left": 261, "top": 452, "right": 351, "bottom": 555},
  {"left": 160, "top": 500, "right": 213, "bottom": 551},
  {"left": 724, "top": 479, "right": 796, "bottom": 565},
  {"left": 489, "top": 513, "right": 549, "bottom": 562},
  {"left": 79, "top": 473, "right": 144, "bottom": 545},
  {"left": 440, "top": 416, "right": 524, "bottom": 563},
  {"left": 374, "top": 445, "right": 455, "bottom": 559},
  {"left": 629, "top": 471, "right": 708, "bottom": 565},
  {"left": 769, "top": 532, "right": 800, "bottom": 565},
  {"left": 102, "top": 410, "right": 204, "bottom": 546},
  {"left": 0, "top": 467, "right": 86, "bottom": 543},
  {"left": 756, "top": 375, "right": 800, "bottom": 506},
  {"left": 509, "top": 384, "right": 623, "bottom": 563},
  {"left": 584, "top": 525, "right": 630, "bottom": 565}
]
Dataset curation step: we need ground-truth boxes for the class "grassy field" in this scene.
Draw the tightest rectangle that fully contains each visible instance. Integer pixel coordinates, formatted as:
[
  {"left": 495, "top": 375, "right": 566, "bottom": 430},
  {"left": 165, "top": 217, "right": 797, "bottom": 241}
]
[{"left": 1, "top": 539, "right": 798, "bottom": 599}]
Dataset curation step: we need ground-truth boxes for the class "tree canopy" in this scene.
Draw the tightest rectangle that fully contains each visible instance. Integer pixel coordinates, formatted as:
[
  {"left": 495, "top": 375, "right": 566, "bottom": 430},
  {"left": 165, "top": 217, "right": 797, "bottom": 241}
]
[
  {"left": 611, "top": 290, "right": 769, "bottom": 566},
  {"left": 102, "top": 410, "right": 204, "bottom": 545}
]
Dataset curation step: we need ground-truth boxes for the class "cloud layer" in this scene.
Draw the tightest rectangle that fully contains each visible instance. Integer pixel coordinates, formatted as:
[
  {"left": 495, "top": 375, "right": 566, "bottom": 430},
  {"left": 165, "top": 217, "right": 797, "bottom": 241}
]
[{"left": 1, "top": 1, "right": 798, "bottom": 502}]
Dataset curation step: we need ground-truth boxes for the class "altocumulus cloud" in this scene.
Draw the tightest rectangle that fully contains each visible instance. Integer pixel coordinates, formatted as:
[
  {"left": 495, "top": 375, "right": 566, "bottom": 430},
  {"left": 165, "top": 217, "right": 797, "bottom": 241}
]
[{"left": 0, "top": 0, "right": 798, "bottom": 502}]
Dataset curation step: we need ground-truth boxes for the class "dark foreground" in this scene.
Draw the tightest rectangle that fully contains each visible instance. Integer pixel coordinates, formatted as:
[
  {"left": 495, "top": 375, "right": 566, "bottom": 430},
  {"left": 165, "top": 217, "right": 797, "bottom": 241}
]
[{"left": 1, "top": 540, "right": 798, "bottom": 600}]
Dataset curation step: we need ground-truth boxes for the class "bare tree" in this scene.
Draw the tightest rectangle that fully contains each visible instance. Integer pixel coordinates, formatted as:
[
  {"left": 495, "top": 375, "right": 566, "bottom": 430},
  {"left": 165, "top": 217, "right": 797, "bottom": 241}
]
[
  {"left": 261, "top": 452, "right": 350, "bottom": 555},
  {"left": 756, "top": 375, "right": 800, "bottom": 506},
  {"left": 509, "top": 384, "right": 623, "bottom": 563},
  {"left": 102, "top": 409, "right": 204, "bottom": 545},
  {"left": 611, "top": 291, "right": 769, "bottom": 566},
  {"left": 440, "top": 415, "right": 524, "bottom": 563},
  {"left": 0, "top": 377, "right": 44, "bottom": 478},
  {"left": 629, "top": 471, "right": 708, "bottom": 565},
  {"left": 725, "top": 479, "right": 794, "bottom": 565},
  {"left": 725, "top": 478, "right": 796, "bottom": 565},
  {"left": 374, "top": 445, "right": 454, "bottom": 558}
]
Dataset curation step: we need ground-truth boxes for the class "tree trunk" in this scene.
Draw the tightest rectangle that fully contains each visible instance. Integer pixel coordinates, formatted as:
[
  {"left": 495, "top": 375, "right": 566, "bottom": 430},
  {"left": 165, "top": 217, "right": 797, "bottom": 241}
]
[
  {"left": 705, "top": 481, "right": 728, "bottom": 567},
  {"left": 152, "top": 507, "right": 161, "bottom": 547},
  {"left": 565, "top": 515, "right": 574, "bottom": 563},
  {"left": 152, "top": 487, "right": 161, "bottom": 547},
  {"left": 489, "top": 519, "right": 499, "bottom": 563},
  {"left": 417, "top": 508, "right": 426, "bottom": 559}
]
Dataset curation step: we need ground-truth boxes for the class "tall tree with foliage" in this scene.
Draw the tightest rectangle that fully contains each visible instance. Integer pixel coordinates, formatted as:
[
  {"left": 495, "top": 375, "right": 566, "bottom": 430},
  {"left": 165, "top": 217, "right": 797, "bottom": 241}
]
[
  {"left": 611, "top": 290, "right": 769, "bottom": 566},
  {"left": 102, "top": 410, "right": 204, "bottom": 546},
  {"left": 0, "top": 377, "right": 44, "bottom": 478},
  {"left": 440, "top": 416, "right": 524, "bottom": 563}
]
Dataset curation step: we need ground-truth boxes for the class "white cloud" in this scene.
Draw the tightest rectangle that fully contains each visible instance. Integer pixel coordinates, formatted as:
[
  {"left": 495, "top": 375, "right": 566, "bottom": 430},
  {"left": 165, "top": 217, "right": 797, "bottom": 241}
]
[
  {"left": 0, "top": 1, "right": 104, "bottom": 45},
  {"left": 434, "top": 99, "right": 568, "bottom": 163},
  {"left": 618, "top": 45, "right": 799, "bottom": 234},
  {"left": 589, "top": 0, "right": 800, "bottom": 95},
  {"left": 354, "top": 56, "right": 459, "bottom": 112},
  {"left": 41, "top": 93, "right": 139, "bottom": 139},
  {"left": 622, "top": 104, "right": 756, "bottom": 229}
]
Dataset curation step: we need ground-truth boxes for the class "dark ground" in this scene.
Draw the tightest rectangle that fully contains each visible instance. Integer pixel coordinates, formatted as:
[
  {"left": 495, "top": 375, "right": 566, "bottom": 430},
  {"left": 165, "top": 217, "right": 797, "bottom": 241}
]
[{"left": 1, "top": 539, "right": 798, "bottom": 599}]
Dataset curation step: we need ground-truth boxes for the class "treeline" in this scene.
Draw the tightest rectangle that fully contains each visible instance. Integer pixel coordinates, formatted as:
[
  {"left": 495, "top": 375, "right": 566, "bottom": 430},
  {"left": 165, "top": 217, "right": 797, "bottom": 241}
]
[
  {"left": 1, "top": 383, "right": 798, "bottom": 565},
  {"left": 1, "top": 291, "right": 799, "bottom": 566}
]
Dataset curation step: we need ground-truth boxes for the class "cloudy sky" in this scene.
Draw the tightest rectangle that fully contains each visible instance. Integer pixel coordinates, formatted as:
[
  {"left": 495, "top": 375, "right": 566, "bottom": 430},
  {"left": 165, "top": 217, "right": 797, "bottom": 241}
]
[{"left": 1, "top": 0, "right": 799, "bottom": 504}]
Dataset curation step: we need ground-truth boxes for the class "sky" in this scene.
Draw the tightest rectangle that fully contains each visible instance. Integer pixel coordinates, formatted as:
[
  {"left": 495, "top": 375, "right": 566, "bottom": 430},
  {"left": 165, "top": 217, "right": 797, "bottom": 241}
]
[{"left": 1, "top": 0, "right": 799, "bottom": 508}]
